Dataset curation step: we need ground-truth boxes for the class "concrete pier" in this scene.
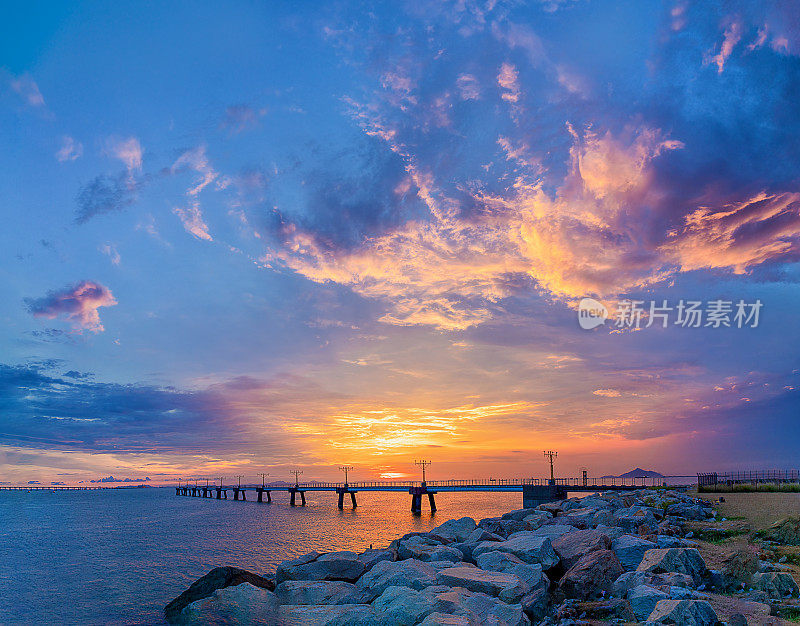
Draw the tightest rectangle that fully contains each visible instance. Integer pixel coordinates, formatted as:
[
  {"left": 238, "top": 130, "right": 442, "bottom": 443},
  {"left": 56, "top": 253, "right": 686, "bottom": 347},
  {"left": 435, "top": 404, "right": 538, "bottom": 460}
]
[
  {"left": 233, "top": 487, "right": 246, "bottom": 501},
  {"left": 522, "top": 484, "right": 567, "bottom": 508},
  {"left": 256, "top": 488, "right": 271, "bottom": 503},
  {"left": 289, "top": 488, "right": 306, "bottom": 506},
  {"left": 409, "top": 485, "right": 436, "bottom": 513},
  {"left": 336, "top": 487, "right": 357, "bottom": 509}
]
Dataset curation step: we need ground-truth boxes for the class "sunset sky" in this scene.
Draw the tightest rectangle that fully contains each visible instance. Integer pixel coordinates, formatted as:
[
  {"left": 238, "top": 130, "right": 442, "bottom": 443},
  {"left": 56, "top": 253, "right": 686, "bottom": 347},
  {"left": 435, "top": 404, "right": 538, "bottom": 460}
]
[{"left": 1, "top": 0, "right": 799, "bottom": 485}]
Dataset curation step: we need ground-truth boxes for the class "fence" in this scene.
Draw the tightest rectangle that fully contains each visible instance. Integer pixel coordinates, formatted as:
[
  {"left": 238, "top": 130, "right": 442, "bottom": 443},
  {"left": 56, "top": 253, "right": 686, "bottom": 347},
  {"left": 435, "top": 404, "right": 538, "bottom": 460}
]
[{"left": 698, "top": 470, "right": 800, "bottom": 490}]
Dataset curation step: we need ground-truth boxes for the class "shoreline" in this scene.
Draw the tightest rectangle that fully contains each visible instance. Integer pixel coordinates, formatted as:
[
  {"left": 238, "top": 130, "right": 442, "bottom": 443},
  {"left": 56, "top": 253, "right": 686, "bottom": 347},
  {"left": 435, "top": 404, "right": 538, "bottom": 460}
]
[{"left": 165, "top": 488, "right": 800, "bottom": 625}]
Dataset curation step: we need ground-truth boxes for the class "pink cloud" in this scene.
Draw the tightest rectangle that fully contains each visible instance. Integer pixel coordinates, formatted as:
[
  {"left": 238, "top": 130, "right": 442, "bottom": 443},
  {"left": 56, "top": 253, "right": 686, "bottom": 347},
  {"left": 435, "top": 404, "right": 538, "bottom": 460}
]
[{"left": 26, "top": 281, "right": 118, "bottom": 333}]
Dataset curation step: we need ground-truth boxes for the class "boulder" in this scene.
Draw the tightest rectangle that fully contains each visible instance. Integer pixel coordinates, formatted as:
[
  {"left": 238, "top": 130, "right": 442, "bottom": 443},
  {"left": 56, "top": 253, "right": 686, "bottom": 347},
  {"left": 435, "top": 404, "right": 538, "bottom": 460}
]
[
  {"left": 527, "top": 524, "right": 576, "bottom": 539},
  {"left": 420, "top": 612, "right": 475, "bottom": 625},
  {"left": 628, "top": 584, "right": 668, "bottom": 620},
  {"left": 425, "top": 587, "right": 529, "bottom": 626},
  {"left": 551, "top": 529, "right": 611, "bottom": 570},
  {"left": 176, "top": 582, "right": 279, "bottom": 625},
  {"left": 276, "top": 550, "right": 367, "bottom": 583},
  {"left": 751, "top": 571, "right": 799, "bottom": 598},
  {"left": 522, "top": 510, "right": 552, "bottom": 530},
  {"left": 472, "top": 533, "right": 559, "bottom": 568},
  {"left": 555, "top": 598, "right": 635, "bottom": 621},
  {"left": 657, "top": 535, "right": 685, "bottom": 549},
  {"left": 278, "top": 603, "right": 392, "bottom": 625},
  {"left": 560, "top": 507, "right": 597, "bottom": 529},
  {"left": 432, "top": 517, "right": 478, "bottom": 542},
  {"left": 273, "top": 580, "right": 366, "bottom": 605},
  {"left": 612, "top": 534, "right": 657, "bottom": 570},
  {"left": 371, "top": 585, "right": 438, "bottom": 625},
  {"left": 645, "top": 599, "right": 719, "bottom": 625},
  {"left": 475, "top": 550, "right": 548, "bottom": 592},
  {"left": 358, "top": 548, "right": 396, "bottom": 571},
  {"left": 559, "top": 549, "right": 624, "bottom": 600},
  {"left": 614, "top": 506, "right": 658, "bottom": 533},
  {"left": 612, "top": 571, "right": 693, "bottom": 596},
  {"left": 356, "top": 558, "right": 438, "bottom": 600},
  {"left": 164, "top": 566, "right": 275, "bottom": 623},
  {"left": 520, "top": 586, "right": 549, "bottom": 621},
  {"left": 666, "top": 502, "right": 711, "bottom": 521},
  {"left": 502, "top": 508, "right": 540, "bottom": 521},
  {"left": 398, "top": 535, "right": 463, "bottom": 562},
  {"left": 637, "top": 548, "right": 707, "bottom": 585},
  {"left": 436, "top": 566, "right": 528, "bottom": 603}
]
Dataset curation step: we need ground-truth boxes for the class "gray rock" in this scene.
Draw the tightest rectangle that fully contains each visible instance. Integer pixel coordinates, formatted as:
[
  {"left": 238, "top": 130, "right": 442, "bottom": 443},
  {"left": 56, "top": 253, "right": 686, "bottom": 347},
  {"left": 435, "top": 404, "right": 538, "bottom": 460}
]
[
  {"left": 527, "top": 524, "right": 577, "bottom": 539},
  {"left": 666, "top": 502, "right": 710, "bottom": 521},
  {"left": 612, "top": 571, "right": 694, "bottom": 596},
  {"left": 657, "top": 535, "right": 685, "bottom": 549},
  {"left": 355, "top": 558, "right": 438, "bottom": 600},
  {"left": 637, "top": 548, "right": 707, "bottom": 585},
  {"left": 612, "top": 534, "right": 657, "bottom": 571},
  {"left": 278, "top": 603, "right": 393, "bottom": 625},
  {"left": 436, "top": 566, "right": 528, "bottom": 603},
  {"left": 520, "top": 586, "right": 549, "bottom": 622},
  {"left": 551, "top": 529, "right": 612, "bottom": 570},
  {"left": 472, "top": 533, "right": 559, "bottom": 568},
  {"left": 273, "top": 580, "right": 365, "bottom": 605},
  {"left": 467, "top": 528, "right": 504, "bottom": 543},
  {"left": 614, "top": 506, "right": 658, "bottom": 533},
  {"left": 371, "top": 585, "right": 437, "bottom": 625},
  {"left": 475, "top": 550, "right": 547, "bottom": 592},
  {"left": 398, "top": 535, "right": 463, "bottom": 562},
  {"left": 502, "top": 508, "right": 540, "bottom": 521},
  {"left": 432, "top": 517, "right": 478, "bottom": 542},
  {"left": 560, "top": 507, "right": 597, "bottom": 529},
  {"left": 276, "top": 550, "right": 367, "bottom": 584},
  {"left": 420, "top": 612, "right": 475, "bottom": 625},
  {"left": 164, "top": 566, "right": 275, "bottom": 623},
  {"left": 177, "top": 583, "right": 279, "bottom": 625},
  {"left": 357, "top": 548, "right": 395, "bottom": 571},
  {"left": 751, "top": 571, "right": 799, "bottom": 598},
  {"left": 559, "top": 549, "right": 624, "bottom": 600},
  {"left": 424, "top": 587, "right": 529, "bottom": 626},
  {"left": 645, "top": 599, "right": 719, "bottom": 625},
  {"left": 628, "top": 584, "right": 668, "bottom": 620}
]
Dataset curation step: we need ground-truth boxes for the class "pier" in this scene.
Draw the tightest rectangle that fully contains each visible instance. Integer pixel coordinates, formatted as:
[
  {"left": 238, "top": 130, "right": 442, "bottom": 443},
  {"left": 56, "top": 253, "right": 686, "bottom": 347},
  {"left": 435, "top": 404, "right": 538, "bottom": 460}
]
[
  {"left": 0, "top": 486, "right": 103, "bottom": 491},
  {"left": 174, "top": 475, "right": 682, "bottom": 512}
]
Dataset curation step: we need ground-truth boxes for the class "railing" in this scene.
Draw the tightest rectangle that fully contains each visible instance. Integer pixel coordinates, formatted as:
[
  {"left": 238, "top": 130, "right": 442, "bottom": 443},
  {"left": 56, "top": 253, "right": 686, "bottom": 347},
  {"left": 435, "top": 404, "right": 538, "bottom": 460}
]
[{"left": 250, "top": 477, "right": 669, "bottom": 490}]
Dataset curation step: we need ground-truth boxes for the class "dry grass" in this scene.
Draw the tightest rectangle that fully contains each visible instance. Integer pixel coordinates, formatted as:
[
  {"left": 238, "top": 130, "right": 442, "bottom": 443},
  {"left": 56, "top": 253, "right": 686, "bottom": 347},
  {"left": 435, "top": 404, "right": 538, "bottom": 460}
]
[{"left": 697, "top": 491, "right": 800, "bottom": 530}]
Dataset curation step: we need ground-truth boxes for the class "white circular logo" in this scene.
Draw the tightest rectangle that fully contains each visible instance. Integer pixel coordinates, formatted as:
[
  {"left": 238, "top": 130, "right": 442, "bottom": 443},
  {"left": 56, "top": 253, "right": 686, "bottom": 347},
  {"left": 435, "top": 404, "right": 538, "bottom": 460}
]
[{"left": 578, "top": 298, "right": 608, "bottom": 329}]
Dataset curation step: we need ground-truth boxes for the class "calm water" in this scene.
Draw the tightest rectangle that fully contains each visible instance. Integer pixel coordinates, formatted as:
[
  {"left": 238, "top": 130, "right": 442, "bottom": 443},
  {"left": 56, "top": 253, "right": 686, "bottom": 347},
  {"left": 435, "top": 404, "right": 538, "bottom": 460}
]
[{"left": 0, "top": 486, "right": 524, "bottom": 625}]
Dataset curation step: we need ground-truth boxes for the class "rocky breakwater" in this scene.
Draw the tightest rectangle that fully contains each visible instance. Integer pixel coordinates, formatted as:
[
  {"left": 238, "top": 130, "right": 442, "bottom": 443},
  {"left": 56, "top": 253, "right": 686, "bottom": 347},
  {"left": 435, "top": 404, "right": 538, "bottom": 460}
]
[{"left": 165, "top": 489, "right": 775, "bottom": 625}]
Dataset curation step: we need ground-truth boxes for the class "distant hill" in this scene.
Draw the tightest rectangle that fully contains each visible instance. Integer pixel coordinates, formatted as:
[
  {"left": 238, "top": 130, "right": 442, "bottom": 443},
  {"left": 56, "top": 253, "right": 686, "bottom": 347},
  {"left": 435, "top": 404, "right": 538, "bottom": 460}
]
[{"left": 602, "top": 468, "right": 664, "bottom": 479}]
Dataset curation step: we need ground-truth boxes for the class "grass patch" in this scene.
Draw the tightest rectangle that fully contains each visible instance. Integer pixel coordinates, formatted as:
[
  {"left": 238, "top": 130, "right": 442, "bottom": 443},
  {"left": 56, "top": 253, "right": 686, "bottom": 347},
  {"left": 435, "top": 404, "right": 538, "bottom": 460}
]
[
  {"left": 699, "top": 483, "right": 800, "bottom": 494},
  {"left": 693, "top": 527, "right": 749, "bottom": 543},
  {"left": 775, "top": 606, "right": 800, "bottom": 622}
]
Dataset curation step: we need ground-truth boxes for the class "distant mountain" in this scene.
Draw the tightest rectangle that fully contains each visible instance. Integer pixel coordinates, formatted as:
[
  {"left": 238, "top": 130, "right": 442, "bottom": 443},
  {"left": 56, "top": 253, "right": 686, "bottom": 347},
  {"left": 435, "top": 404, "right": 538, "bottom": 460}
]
[{"left": 602, "top": 468, "right": 664, "bottom": 479}]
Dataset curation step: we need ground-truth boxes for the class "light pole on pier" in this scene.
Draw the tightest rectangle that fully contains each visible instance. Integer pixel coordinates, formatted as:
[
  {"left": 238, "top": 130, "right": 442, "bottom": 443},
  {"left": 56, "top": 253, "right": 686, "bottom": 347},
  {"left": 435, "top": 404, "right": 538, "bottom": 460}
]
[
  {"left": 339, "top": 465, "right": 353, "bottom": 486},
  {"left": 543, "top": 451, "right": 558, "bottom": 485},
  {"left": 216, "top": 476, "right": 224, "bottom": 488},
  {"left": 205, "top": 478, "right": 210, "bottom": 487},
  {"left": 291, "top": 470, "right": 303, "bottom": 487},
  {"left": 579, "top": 466, "right": 588, "bottom": 487},
  {"left": 258, "top": 473, "right": 269, "bottom": 488},
  {"left": 235, "top": 475, "right": 244, "bottom": 488},
  {"left": 414, "top": 460, "right": 432, "bottom": 485}
]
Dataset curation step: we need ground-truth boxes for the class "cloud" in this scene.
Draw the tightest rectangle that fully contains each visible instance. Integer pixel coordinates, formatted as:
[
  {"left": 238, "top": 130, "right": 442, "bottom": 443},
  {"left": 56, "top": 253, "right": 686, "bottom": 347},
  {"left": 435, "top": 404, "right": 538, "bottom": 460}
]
[
  {"left": 497, "top": 62, "right": 520, "bottom": 103},
  {"left": 75, "top": 172, "right": 142, "bottom": 223},
  {"left": 707, "top": 18, "right": 743, "bottom": 73},
  {"left": 56, "top": 136, "right": 83, "bottom": 162},
  {"left": 456, "top": 73, "right": 481, "bottom": 100},
  {"left": 222, "top": 104, "right": 265, "bottom": 134},
  {"left": 99, "top": 243, "right": 121, "bottom": 265},
  {"left": 171, "top": 146, "right": 216, "bottom": 241},
  {"left": 25, "top": 281, "right": 118, "bottom": 333},
  {"left": 10, "top": 75, "right": 45, "bottom": 107},
  {"left": 106, "top": 136, "right": 143, "bottom": 173}
]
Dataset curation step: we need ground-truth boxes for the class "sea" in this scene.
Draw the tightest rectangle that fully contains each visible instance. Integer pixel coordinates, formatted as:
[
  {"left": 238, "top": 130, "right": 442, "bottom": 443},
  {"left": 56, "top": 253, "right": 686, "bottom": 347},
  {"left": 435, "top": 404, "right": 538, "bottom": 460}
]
[
  {"left": 0, "top": 486, "right": 528, "bottom": 625},
  {"left": 0, "top": 479, "right": 696, "bottom": 625}
]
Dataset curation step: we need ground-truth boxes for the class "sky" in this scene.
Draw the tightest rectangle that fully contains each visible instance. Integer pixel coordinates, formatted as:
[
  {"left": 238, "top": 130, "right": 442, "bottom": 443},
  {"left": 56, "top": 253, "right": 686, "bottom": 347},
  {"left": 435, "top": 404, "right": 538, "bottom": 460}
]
[{"left": 1, "top": 0, "right": 799, "bottom": 486}]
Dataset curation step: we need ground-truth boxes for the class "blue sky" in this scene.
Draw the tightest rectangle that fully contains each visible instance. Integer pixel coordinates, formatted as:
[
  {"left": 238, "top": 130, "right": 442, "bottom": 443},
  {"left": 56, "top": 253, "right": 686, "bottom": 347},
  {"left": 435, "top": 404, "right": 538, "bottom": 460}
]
[{"left": 1, "top": 0, "right": 799, "bottom": 484}]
